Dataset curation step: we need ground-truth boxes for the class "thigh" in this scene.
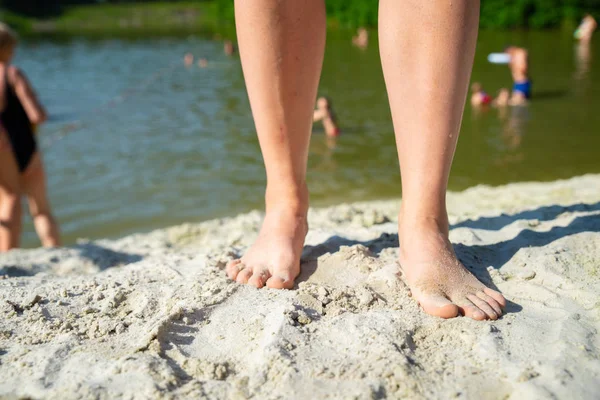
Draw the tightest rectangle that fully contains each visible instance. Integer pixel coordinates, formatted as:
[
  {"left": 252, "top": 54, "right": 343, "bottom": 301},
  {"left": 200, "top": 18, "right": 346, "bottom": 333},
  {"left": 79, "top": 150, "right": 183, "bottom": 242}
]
[
  {"left": 0, "top": 129, "right": 21, "bottom": 198},
  {"left": 21, "top": 152, "right": 51, "bottom": 215}
]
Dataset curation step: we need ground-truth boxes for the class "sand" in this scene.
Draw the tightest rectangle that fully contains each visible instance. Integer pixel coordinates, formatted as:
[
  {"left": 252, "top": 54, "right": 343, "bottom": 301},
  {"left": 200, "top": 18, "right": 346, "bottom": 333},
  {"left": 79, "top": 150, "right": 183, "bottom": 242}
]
[{"left": 1, "top": 174, "right": 599, "bottom": 400}]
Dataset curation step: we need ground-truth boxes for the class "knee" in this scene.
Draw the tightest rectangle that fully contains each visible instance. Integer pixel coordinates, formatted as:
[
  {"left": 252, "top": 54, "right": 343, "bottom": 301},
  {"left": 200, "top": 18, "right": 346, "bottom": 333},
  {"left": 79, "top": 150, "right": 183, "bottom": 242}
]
[
  {"left": 29, "top": 203, "right": 53, "bottom": 219},
  {"left": 0, "top": 194, "right": 22, "bottom": 224}
]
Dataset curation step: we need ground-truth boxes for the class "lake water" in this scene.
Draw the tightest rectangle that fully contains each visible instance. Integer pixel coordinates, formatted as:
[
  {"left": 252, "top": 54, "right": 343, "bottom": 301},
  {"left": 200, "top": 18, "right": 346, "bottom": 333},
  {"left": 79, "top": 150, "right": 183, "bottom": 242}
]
[{"left": 15, "top": 30, "right": 600, "bottom": 247}]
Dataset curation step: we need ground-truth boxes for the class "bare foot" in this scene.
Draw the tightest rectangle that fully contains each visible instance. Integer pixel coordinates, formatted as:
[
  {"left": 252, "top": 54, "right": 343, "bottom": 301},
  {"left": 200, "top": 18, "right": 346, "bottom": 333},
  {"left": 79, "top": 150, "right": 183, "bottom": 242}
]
[
  {"left": 226, "top": 206, "right": 308, "bottom": 289},
  {"left": 399, "top": 214, "right": 506, "bottom": 320}
]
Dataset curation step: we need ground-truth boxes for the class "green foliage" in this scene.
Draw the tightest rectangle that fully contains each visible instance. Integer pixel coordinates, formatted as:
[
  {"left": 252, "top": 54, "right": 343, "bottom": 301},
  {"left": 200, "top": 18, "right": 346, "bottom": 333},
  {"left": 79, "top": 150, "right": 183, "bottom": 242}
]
[
  {"left": 480, "top": 0, "right": 600, "bottom": 29},
  {"left": 3, "top": 0, "right": 600, "bottom": 35},
  {"left": 325, "top": 0, "right": 378, "bottom": 28},
  {"left": 0, "top": 9, "right": 33, "bottom": 33},
  {"left": 214, "top": 0, "right": 600, "bottom": 29},
  {"left": 0, "top": 0, "right": 61, "bottom": 17}
]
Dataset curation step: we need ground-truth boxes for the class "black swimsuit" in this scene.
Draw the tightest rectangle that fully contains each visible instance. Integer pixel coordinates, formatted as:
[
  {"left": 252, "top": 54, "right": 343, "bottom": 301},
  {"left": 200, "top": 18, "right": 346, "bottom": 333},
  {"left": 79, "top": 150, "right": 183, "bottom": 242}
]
[{"left": 1, "top": 71, "right": 37, "bottom": 172}]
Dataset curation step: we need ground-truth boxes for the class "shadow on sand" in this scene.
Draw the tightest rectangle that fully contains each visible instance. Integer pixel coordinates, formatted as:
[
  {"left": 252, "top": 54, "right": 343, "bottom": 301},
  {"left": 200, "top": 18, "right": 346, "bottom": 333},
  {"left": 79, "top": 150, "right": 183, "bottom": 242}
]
[
  {"left": 298, "top": 202, "right": 600, "bottom": 316},
  {"left": 0, "top": 242, "right": 143, "bottom": 277},
  {"left": 73, "top": 242, "right": 143, "bottom": 271}
]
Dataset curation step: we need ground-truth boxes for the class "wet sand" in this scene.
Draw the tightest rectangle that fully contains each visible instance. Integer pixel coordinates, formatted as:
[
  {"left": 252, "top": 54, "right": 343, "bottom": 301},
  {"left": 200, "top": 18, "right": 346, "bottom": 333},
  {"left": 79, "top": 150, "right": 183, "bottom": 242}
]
[{"left": 1, "top": 174, "right": 599, "bottom": 399}]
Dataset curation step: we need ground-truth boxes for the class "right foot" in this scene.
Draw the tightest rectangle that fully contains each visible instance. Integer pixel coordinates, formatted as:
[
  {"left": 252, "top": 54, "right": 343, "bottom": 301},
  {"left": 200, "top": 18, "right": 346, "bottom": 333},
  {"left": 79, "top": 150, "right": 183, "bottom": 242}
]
[{"left": 226, "top": 205, "right": 308, "bottom": 290}]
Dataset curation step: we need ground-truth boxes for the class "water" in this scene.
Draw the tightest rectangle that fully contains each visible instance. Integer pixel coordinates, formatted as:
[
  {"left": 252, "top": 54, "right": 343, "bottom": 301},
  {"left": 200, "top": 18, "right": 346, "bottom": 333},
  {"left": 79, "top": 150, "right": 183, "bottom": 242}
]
[{"left": 15, "top": 30, "right": 600, "bottom": 247}]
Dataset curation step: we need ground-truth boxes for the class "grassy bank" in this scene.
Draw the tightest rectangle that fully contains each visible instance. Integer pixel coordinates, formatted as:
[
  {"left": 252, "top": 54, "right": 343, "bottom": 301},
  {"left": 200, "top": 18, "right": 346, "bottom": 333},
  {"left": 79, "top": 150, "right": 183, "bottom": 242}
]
[{"left": 1, "top": 2, "right": 235, "bottom": 37}]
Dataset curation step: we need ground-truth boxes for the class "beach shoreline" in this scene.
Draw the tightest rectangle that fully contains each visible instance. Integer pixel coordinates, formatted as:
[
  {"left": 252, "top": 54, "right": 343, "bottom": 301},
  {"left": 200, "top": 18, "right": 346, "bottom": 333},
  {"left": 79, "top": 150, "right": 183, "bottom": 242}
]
[{"left": 1, "top": 174, "right": 599, "bottom": 399}]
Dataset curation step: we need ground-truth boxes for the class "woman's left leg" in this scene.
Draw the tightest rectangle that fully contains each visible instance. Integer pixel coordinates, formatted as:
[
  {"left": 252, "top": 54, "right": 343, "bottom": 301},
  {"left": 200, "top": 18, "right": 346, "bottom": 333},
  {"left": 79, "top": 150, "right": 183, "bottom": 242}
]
[{"left": 378, "top": 0, "right": 506, "bottom": 320}]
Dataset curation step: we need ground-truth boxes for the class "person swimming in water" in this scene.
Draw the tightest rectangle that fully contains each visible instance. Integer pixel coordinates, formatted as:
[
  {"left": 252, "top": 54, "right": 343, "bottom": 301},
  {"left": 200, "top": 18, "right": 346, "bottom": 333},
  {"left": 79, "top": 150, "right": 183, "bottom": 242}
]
[
  {"left": 574, "top": 14, "right": 597, "bottom": 44},
  {"left": 352, "top": 27, "right": 369, "bottom": 49},
  {"left": 504, "top": 46, "right": 530, "bottom": 105},
  {"left": 492, "top": 88, "right": 511, "bottom": 107},
  {"left": 470, "top": 82, "right": 492, "bottom": 107},
  {"left": 224, "top": 40, "right": 236, "bottom": 56},
  {"left": 198, "top": 58, "right": 208, "bottom": 68},
  {"left": 184, "top": 52, "right": 194, "bottom": 67},
  {"left": 0, "top": 23, "right": 61, "bottom": 251},
  {"left": 313, "top": 96, "right": 340, "bottom": 137}
]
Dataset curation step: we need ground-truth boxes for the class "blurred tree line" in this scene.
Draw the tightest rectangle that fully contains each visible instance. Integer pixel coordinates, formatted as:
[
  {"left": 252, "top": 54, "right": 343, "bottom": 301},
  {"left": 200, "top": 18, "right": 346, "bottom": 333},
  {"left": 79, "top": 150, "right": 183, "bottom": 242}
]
[
  {"left": 0, "top": 0, "right": 208, "bottom": 17},
  {"left": 2, "top": 0, "right": 600, "bottom": 29},
  {"left": 216, "top": 0, "right": 600, "bottom": 29}
]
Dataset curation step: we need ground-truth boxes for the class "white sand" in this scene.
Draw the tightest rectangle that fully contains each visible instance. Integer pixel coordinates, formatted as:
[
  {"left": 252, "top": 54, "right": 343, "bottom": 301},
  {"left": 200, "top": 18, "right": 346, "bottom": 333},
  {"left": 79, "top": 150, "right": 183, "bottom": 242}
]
[{"left": 1, "top": 174, "right": 599, "bottom": 400}]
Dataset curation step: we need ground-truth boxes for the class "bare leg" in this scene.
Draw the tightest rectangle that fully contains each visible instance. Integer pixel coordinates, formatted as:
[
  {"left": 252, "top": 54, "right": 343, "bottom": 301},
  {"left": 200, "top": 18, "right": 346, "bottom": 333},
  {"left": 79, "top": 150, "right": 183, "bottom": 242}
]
[
  {"left": 379, "top": 0, "right": 506, "bottom": 320},
  {"left": 225, "top": 0, "right": 326, "bottom": 288},
  {"left": 22, "top": 153, "right": 61, "bottom": 247},
  {"left": 0, "top": 135, "right": 22, "bottom": 251}
]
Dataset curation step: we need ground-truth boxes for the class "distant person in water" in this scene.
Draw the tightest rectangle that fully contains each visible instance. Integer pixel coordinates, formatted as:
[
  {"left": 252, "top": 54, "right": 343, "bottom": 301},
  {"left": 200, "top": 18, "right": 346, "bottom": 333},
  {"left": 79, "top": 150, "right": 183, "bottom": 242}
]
[
  {"left": 224, "top": 40, "right": 236, "bottom": 56},
  {"left": 184, "top": 52, "right": 194, "bottom": 67},
  {"left": 0, "top": 24, "right": 61, "bottom": 251},
  {"left": 493, "top": 88, "right": 511, "bottom": 107},
  {"left": 198, "top": 58, "right": 208, "bottom": 68},
  {"left": 574, "top": 14, "right": 597, "bottom": 43},
  {"left": 504, "top": 46, "right": 530, "bottom": 105},
  {"left": 352, "top": 28, "right": 369, "bottom": 49},
  {"left": 470, "top": 82, "right": 492, "bottom": 107},
  {"left": 313, "top": 96, "right": 340, "bottom": 137},
  {"left": 471, "top": 84, "right": 512, "bottom": 108}
]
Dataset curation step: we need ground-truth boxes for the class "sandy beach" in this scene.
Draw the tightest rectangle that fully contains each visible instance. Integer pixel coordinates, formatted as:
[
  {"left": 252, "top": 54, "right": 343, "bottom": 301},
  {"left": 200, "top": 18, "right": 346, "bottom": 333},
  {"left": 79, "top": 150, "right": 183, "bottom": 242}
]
[{"left": 1, "top": 174, "right": 599, "bottom": 399}]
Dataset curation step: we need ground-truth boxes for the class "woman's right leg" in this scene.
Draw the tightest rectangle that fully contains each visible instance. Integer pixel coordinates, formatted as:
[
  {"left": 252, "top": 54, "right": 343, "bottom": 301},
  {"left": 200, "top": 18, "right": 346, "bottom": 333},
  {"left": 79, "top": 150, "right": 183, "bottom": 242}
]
[
  {"left": 225, "top": 0, "right": 326, "bottom": 289},
  {"left": 22, "top": 153, "right": 61, "bottom": 247},
  {"left": 0, "top": 132, "right": 22, "bottom": 251}
]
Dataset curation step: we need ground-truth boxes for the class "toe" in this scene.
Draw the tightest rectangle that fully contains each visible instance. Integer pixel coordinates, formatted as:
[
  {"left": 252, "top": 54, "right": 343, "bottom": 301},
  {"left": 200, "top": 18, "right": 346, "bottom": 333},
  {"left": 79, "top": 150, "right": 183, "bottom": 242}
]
[
  {"left": 476, "top": 291, "right": 503, "bottom": 317},
  {"left": 417, "top": 293, "right": 460, "bottom": 319},
  {"left": 266, "top": 275, "right": 295, "bottom": 289},
  {"left": 484, "top": 287, "right": 506, "bottom": 308},
  {"left": 457, "top": 299, "right": 487, "bottom": 320},
  {"left": 226, "top": 260, "right": 242, "bottom": 280},
  {"left": 236, "top": 267, "right": 253, "bottom": 284},
  {"left": 248, "top": 270, "right": 270, "bottom": 288},
  {"left": 467, "top": 294, "right": 498, "bottom": 320}
]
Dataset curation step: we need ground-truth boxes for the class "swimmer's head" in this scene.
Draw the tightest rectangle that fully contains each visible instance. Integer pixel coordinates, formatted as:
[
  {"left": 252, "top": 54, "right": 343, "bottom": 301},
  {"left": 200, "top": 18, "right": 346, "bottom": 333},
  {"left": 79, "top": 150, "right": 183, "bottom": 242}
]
[
  {"left": 224, "top": 40, "right": 235, "bottom": 56},
  {"left": 184, "top": 52, "right": 194, "bottom": 66},
  {"left": 496, "top": 88, "right": 510, "bottom": 105},
  {"left": 317, "top": 96, "right": 331, "bottom": 109},
  {"left": 471, "top": 82, "right": 482, "bottom": 93},
  {"left": 0, "top": 23, "right": 17, "bottom": 62}
]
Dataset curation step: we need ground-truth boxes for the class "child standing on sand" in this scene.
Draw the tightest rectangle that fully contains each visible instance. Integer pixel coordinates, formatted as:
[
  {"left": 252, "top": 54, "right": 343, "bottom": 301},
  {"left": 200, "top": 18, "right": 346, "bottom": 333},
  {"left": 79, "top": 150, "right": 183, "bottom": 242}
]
[{"left": 0, "top": 23, "right": 60, "bottom": 251}]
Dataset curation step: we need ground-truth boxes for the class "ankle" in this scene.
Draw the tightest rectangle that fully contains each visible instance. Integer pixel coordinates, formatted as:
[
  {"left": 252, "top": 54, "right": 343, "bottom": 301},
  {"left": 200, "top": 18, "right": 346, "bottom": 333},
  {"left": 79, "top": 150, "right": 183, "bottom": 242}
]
[
  {"left": 265, "top": 182, "right": 309, "bottom": 216},
  {"left": 398, "top": 206, "right": 449, "bottom": 236}
]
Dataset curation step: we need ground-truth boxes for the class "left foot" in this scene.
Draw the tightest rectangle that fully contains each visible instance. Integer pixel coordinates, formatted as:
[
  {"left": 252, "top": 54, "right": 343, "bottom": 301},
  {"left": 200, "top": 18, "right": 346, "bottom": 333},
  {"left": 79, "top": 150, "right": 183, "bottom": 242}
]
[{"left": 399, "top": 213, "right": 506, "bottom": 320}]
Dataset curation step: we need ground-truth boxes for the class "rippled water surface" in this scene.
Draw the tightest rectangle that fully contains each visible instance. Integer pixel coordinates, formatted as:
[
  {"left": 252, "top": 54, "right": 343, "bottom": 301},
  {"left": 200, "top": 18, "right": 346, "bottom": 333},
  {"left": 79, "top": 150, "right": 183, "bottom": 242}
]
[{"left": 15, "top": 30, "right": 600, "bottom": 246}]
